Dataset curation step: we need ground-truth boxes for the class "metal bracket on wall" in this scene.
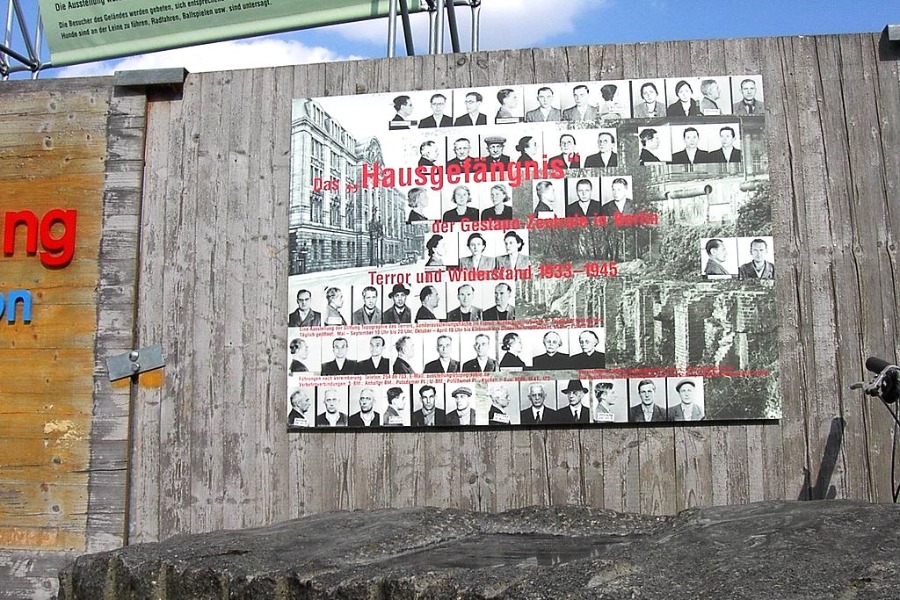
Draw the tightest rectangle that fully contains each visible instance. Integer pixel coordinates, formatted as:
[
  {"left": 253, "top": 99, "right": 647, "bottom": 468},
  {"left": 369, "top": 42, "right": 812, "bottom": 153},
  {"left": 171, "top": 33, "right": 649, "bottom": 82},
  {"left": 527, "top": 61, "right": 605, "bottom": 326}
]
[{"left": 107, "top": 344, "right": 165, "bottom": 382}]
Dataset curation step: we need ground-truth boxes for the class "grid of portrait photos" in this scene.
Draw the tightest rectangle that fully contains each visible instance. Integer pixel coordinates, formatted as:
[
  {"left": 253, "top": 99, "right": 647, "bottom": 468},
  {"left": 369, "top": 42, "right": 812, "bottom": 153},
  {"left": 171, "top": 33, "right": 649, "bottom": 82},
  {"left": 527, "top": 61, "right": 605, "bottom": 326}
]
[{"left": 288, "top": 73, "right": 779, "bottom": 430}]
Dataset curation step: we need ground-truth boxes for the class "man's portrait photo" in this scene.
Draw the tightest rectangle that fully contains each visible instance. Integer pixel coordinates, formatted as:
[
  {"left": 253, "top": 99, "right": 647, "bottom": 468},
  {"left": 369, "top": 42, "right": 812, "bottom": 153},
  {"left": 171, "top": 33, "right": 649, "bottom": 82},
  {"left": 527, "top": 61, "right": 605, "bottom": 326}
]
[
  {"left": 670, "top": 126, "right": 710, "bottom": 166},
  {"left": 423, "top": 333, "right": 461, "bottom": 374},
  {"left": 446, "top": 137, "right": 478, "bottom": 169},
  {"left": 592, "top": 380, "right": 628, "bottom": 423},
  {"left": 348, "top": 386, "right": 382, "bottom": 427},
  {"left": 583, "top": 130, "right": 618, "bottom": 168},
  {"left": 519, "top": 381, "right": 558, "bottom": 424},
  {"left": 461, "top": 331, "right": 498, "bottom": 373},
  {"left": 699, "top": 77, "right": 731, "bottom": 116},
  {"left": 731, "top": 76, "right": 764, "bottom": 116},
  {"left": 414, "top": 284, "right": 446, "bottom": 323},
  {"left": 321, "top": 336, "right": 357, "bottom": 376},
  {"left": 666, "top": 378, "right": 705, "bottom": 421},
  {"left": 557, "top": 379, "right": 591, "bottom": 423},
  {"left": 533, "top": 180, "right": 563, "bottom": 217},
  {"left": 454, "top": 90, "right": 487, "bottom": 126},
  {"left": 445, "top": 385, "right": 477, "bottom": 426},
  {"left": 628, "top": 378, "right": 667, "bottom": 423},
  {"left": 392, "top": 334, "right": 420, "bottom": 374},
  {"left": 412, "top": 384, "right": 446, "bottom": 427},
  {"left": 599, "top": 176, "right": 635, "bottom": 217},
  {"left": 383, "top": 283, "right": 412, "bottom": 323},
  {"left": 701, "top": 237, "right": 738, "bottom": 278},
  {"left": 524, "top": 85, "right": 562, "bottom": 123},
  {"left": 631, "top": 79, "right": 666, "bottom": 118},
  {"left": 315, "top": 386, "right": 349, "bottom": 427},
  {"left": 495, "top": 88, "right": 524, "bottom": 124},
  {"left": 562, "top": 83, "right": 599, "bottom": 122},
  {"left": 351, "top": 285, "right": 382, "bottom": 326},
  {"left": 483, "top": 281, "right": 516, "bottom": 321},
  {"left": 288, "top": 287, "right": 321, "bottom": 328},
  {"left": 417, "top": 139, "right": 440, "bottom": 167},
  {"left": 487, "top": 383, "right": 520, "bottom": 425},
  {"left": 707, "top": 125, "right": 743, "bottom": 164},
  {"left": 287, "top": 387, "right": 315, "bottom": 428},
  {"left": 323, "top": 285, "right": 350, "bottom": 326},
  {"left": 447, "top": 283, "right": 484, "bottom": 322},
  {"left": 389, "top": 94, "right": 415, "bottom": 130},
  {"left": 565, "top": 177, "right": 601, "bottom": 218},
  {"left": 382, "top": 385, "right": 410, "bottom": 426},
  {"left": 418, "top": 92, "right": 453, "bottom": 128},
  {"left": 481, "top": 135, "right": 511, "bottom": 167},
  {"left": 528, "top": 329, "right": 570, "bottom": 371},
  {"left": 737, "top": 236, "right": 775, "bottom": 279},
  {"left": 355, "top": 335, "right": 390, "bottom": 375}
]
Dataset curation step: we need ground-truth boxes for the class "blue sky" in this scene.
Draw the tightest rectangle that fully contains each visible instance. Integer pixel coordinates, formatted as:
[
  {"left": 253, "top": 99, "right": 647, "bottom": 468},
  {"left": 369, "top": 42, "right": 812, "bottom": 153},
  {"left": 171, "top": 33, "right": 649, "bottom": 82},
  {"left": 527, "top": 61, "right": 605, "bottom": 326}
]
[{"left": 4, "top": 0, "right": 898, "bottom": 78}]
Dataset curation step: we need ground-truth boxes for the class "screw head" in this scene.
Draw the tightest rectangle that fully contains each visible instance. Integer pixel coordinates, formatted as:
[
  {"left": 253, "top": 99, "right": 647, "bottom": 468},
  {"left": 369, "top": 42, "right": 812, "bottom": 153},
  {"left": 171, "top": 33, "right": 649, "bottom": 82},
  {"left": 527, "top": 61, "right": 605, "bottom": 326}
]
[{"left": 129, "top": 350, "right": 139, "bottom": 362}]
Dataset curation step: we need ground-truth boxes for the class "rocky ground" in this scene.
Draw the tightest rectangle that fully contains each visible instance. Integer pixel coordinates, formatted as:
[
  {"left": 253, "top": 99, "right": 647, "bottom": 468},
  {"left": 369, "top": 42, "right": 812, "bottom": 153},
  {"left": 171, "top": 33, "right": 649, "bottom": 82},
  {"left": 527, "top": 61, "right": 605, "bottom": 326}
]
[{"left": 60, "top": 500, "right": 900, "bottom": 599}]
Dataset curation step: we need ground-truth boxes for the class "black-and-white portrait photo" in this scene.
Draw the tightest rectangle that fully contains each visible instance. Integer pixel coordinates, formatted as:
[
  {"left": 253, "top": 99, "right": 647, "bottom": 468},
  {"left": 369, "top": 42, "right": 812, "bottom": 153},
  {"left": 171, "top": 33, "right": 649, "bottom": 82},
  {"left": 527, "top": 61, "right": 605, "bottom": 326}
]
[
  {"left": 666, "top": 377, "right": 705, "bottom": 421},
  {"left": 483, "top": 281, "right": 517, "bottom": 321},
  {"left": 381, "top": 385, "right": 411, "bottom": 426},
  {"left": 498, "top": 330, "right": 528, "bottom": 370},
  {"left": 591, "top": 379, "right": 628, "bottom": 423},
  {"left": 351, "top": 284, "right": 382, "bottom": 326},
  {"left": 701, "top": 237, "right": 739, "bottom": 278},
  {"left": 414, "top": 283, "right": 446, "bottom": 323},
  {"left": 533, "top": 179, "right": 564, "bottom": 217},
  {"left": 412, "top": 383, "right": 446, "bottom": 426},
  {"left": 348, "top": 385, "right": 383, "bottom": 427},
  {"left": 522, "top": 84, "right": 563, "bottom": 123},
  {"left": 461, "top": 331, "right": 498, "bottom": 373},
  {"left": 566, "top": 177, "right": 601, "bottom": 218},
  {"left": 425, "top": 233, "right": 457, "bottom": 268},
  {"left": 454, "top": 90, "right": 488, "bottom": 126},
  {"left": 731, "top": 75, "right": 764, "bottom": 116},
  {"left": 288, "top": 287, "right": 321, "bottom": 328},
  {"left": 583, "top": 129, "right": 619, "bottom": 168},
  {"left": 459, "top": 231, "right": 498, "bottom": 271},
  {"left": 557, "top": 379, "right": 591, "bottom": 423},
  {"left": 519, "top": 381, "right": 559, "bottom": 424},
  {"left": 288, "top": 387, "right": 316, "bottom": 428},
  {"left": 316, "top": 386, "right": 350, "bottom": 427},
  {"left": 628, "top": 378, "right": 667, "bottom": 423},
  {"left": 632, "top": 79, "right": 667, "bottom": 118},
  {"left": 391, "top": 334, "right": 421, "bottom": 375},
  {"left": 383, "top": 283, "right": 413, "bottom": 323},
  {"left": 637, "top": 126, "right": 671, "bottom": 164},
  {"left": 494, "top": 87, "right": 525, "bottom": 124},
  {"left": 423, "top": 332, "right": 462, "bottom": 374},
  {"left": 670, "top": 125, "right": 710, "bottom": 165},
  {"left": 527, "top": 329, "right": 570, "bottom": 371},
  {"left": 287, "top": 331, "right": 319, "bottom": 376},
  {"left": 666, "top": 78, "right": 703, "bottom": 117},
  {"left": 446, "top": 385, "right": 477, "bottom": 426},
  {"left": 447, "top": 283, "right": 484, "bottom": 322},
  {"left": 418, "top": 92, "right": 454, "bottom": 128},
  {"left": 596, "top": 80, "right": 631, "bottom": 119},
  {"left": 599, "top": 176, "right": 635, "bottom": 217},
  {"left": 441, "top": 183, "right": 480, "bottom": 222},
  {"left": 698, "top": 77, "right": 732, "bottom": 116},
  {"left": 561, "top": 82, "right": 600, "bottom": 123},
  {"left": 568, "top": 328, "right": 606, "bottom": 370},
  {"left": 355, "top": 334, "right": 390, "bottom": 375},
  {"left": 486, "top": 382, "right": 521, "bottom": 425},
  {"left": 322, "top": 285, "right": 351, "bottom": 326},
  {"left": 321, "top": 335, "right": 357, "bottom": 376},
  {"left": 737, "top": 236, "right": 775, "bottom": 279},
  {"left": 549, "top": 132, "right": 581, "bottom": 171}
]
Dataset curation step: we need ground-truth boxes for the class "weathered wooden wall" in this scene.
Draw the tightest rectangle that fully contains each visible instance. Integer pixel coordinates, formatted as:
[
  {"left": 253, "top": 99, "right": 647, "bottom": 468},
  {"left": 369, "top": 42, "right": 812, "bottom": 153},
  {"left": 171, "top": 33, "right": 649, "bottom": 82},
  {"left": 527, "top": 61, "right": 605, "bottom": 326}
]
[
  {"left": 0, "top": 78, "right": 145, "bottom": 599},
  {"left": 128, "top": 31, "right": 900, "bottom": 545}
]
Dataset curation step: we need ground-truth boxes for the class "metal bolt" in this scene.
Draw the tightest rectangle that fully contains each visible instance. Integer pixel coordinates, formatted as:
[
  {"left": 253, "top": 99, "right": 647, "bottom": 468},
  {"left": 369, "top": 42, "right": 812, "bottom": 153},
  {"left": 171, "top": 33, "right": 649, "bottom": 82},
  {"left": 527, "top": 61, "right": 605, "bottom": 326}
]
[
  {"left": 131, "top": 363, "right": 140, "bottom": 372},
  {"left": 129, "top": 350, "right": 139, "bottom": 362}
]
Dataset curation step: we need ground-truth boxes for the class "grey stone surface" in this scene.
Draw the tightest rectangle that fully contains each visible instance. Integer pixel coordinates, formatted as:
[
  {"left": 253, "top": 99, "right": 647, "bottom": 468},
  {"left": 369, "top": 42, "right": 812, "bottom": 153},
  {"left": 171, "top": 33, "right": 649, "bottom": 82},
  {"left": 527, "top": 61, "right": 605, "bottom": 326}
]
[{"left": 60, "top": 501, "right": 900, "bottom": 599}]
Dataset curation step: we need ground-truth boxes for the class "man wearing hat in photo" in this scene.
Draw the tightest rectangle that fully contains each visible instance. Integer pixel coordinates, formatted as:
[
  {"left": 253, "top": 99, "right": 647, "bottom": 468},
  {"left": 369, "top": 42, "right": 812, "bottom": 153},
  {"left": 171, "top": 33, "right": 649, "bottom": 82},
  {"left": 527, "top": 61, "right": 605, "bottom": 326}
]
[
  {"left": 415, "top": 285, "right": 442, "bottom": 323},
  {"left": 520, "top": 382, "right": 558, "bottom": 425},
  {"left": 383, "top": 283, "right": 412, "bottom": 324},
  {"left": 558, "top": 380, "right": 591, "bottom": 423},
  {"left": 668, "top": 379, "right": 704, "bottom": 421},
  {"left": 483, "top": 135, "right": 510, "bottom": 166},
  {"left": 445, "top": 386, "right": 477, "bottom": 426},
  {"left": 592, "top": 382, "right": 617, "bottom": 423}
]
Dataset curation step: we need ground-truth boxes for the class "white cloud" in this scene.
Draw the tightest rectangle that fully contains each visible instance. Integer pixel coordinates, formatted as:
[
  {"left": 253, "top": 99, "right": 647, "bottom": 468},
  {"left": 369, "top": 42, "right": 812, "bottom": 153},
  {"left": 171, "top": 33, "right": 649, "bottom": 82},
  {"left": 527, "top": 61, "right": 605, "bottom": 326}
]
[
  {"left": 54, "top": 38, "right": 360, "bottom": 78},
  {"left": 328, "top": 0, "right": 600, "bottom": 51}
]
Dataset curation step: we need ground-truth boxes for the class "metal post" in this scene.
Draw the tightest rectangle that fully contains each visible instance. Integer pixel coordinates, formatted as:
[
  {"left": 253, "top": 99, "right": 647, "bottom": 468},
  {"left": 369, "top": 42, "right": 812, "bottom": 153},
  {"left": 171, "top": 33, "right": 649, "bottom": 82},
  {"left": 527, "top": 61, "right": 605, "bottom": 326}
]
[
  {"left": 387, "top": 0, "right": 397, "bottom": 58},
  {"left": 434, "top": 0, "right": 445, "bottom": 54},
  {"left": 445, "top": 0, "right": 460, "bottom": 53},
  {"left": 398, "top": 0, "right": 415, "bottom": 56},
  {"left": 428, "top": 8, "right": 438, "bottom": 54},
  {"left": 471, "top": 0, "right": 481, "bottom": 52}
]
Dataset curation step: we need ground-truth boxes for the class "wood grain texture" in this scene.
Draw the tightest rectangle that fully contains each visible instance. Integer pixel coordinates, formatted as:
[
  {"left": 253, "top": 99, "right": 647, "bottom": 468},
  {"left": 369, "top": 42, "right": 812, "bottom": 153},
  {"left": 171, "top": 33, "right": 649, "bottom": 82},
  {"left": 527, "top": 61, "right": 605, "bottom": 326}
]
[{"left": 118, "top": 34, "right": 900, "bottom": 552}]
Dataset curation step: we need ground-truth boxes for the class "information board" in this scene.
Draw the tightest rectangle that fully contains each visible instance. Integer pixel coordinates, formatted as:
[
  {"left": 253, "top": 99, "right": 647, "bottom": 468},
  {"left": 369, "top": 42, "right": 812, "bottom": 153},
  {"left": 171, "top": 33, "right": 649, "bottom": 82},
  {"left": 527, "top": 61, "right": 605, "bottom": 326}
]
[{"left": 286, "top": 75, "right": 778, "bottom": 429}]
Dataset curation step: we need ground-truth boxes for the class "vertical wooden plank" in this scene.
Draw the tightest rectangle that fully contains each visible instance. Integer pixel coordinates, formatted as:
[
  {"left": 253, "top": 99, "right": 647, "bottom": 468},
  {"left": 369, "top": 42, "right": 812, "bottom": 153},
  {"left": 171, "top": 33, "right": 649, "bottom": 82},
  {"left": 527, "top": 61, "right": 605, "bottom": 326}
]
[
  {"left": 603, "top": 429, "right": 640, "bottom": 512},
  {"left": 639, "top": 428, "right": 677, "bottom": 515},
  {"left": 675, "top": 428, "right": 713, "bottom": 511}
]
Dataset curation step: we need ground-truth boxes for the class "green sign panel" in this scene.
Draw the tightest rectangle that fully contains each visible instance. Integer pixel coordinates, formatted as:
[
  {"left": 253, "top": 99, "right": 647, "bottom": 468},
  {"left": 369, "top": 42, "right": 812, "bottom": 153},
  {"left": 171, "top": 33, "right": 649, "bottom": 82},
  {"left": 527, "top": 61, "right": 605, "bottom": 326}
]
[{"left": 39, "top": 0, "right": 420, "bottom": 66}]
